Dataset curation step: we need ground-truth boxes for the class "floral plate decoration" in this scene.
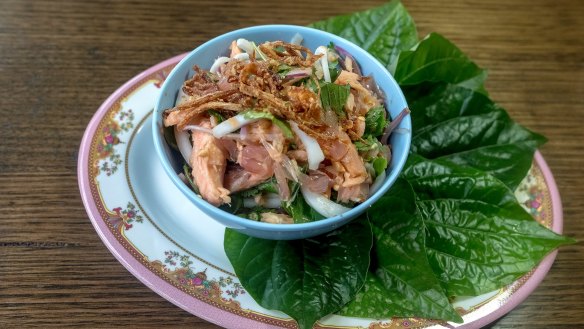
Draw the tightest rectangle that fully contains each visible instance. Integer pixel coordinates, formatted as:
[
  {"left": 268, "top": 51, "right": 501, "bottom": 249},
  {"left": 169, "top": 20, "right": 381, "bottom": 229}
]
[{"left": 78, "top": 55, "right": 563, "bottom": 329}]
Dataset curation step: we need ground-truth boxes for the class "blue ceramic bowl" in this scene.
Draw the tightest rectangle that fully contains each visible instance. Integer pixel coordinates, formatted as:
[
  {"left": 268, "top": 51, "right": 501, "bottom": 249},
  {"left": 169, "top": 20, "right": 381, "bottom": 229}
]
[{"left": 153, "top": 25, "right": 411, "bottom": 240}]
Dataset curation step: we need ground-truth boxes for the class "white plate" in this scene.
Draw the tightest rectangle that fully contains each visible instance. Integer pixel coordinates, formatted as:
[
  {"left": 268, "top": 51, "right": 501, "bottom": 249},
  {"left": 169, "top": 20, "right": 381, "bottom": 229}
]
[{"left": 78, "top": 55, "right": 563, "bottom": 329}]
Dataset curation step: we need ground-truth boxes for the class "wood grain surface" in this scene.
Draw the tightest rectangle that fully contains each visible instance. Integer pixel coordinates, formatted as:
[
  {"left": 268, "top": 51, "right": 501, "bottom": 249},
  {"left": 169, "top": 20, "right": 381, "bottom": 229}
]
[{"left": 1, "top": 0, "right": 583, "bottom": 328}]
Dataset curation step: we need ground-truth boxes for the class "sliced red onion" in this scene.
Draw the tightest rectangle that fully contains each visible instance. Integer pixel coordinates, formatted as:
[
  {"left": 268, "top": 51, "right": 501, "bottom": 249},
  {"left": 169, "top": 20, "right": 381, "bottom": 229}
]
[
  {"left": 334, "top": 45, "right": 362, "bottom": 76},
  {"left": 289, "top": 121, "right": 324, "bottom": 170},
  {"left": 381, "top": 107, "right": 411, "bottom": 144},
  {"left": 290, "top": 33, "right": 303, "bottom": 45},
  {"left": 210, "top": 57, "right": 230, "bottom": 74},
  {"left": 274, "top": 163, "right": 291, "bottom": 200},
  {"left": 315, "top": 46, "right": 331, "bottom": 83},
  {"left": 361, "top": 75, "right": 386, "bottom": 100},
  {"left": 212, "top": 113, "right": 259, "bottom": 138},
  {"left": 301, "top": 185, "right": 351, "bottom": 217},
  {"left": 174, "top": 126, "right": 192, "bottom": 164},
  {"left": 285, "top": 67, "right": 311, "bottom": 79},
  {"left": 368, "top": 171, "right": 387, "bottom": 197}
]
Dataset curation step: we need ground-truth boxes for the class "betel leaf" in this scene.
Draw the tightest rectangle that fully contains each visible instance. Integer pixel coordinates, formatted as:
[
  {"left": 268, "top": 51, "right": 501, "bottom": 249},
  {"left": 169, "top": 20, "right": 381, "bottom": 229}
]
[
  {"left": 403, "top": 154, "right": 519, "bottom": 208},
  {"left": 309, "top": 0, "right": 418, "bottom": 70},
  {"left": 394, "top": 33, "right": 487, "bottom": 93},
  {"left": 402, "top": 155, "right": 575, "bottom": 296},
  {"left": 420, "top": 199, "right": 573, "bottom": 295},
  {"left": 224, "top": 217, "right": 373, "bottom": 329},
  {"left": 340, "top": 178, "right": 463, "bottom": 323},
  {"left": 404, "top": 83, "right": 547, "bottom": 189},
  {"left": 319, "top": 82, "right": 350, "bottom": 117}
]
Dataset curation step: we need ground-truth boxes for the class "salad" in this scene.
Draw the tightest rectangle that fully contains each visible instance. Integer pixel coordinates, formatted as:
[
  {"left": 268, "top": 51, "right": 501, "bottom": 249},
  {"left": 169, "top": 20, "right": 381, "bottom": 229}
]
[{"left": 162, "top": 35, "right": 408, "bottom": 224}]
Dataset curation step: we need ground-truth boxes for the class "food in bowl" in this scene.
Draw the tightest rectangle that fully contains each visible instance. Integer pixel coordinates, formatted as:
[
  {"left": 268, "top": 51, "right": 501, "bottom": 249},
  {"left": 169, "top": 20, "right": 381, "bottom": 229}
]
[{"left": 161, "top": 35, "right": 408, "bottom": 224}]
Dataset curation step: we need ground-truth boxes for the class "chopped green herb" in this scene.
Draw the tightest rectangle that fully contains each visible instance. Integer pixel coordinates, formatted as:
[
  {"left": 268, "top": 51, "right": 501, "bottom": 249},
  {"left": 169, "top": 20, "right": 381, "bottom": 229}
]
[
  {"left": 240, "top": 177, "right": 278, "bottom": 197},
  {"left": 182, "top": 164, "right": 199, "bottom": 194},
  {"left": 207, "top": 110, "right": 224, "bottom": 123},
  {"left": 354, "top": 135, "right": 381, "bottom": 153},
  {"left": 320, "top": 82, "right": 350, "bottom": 117},
  {"left": 239, "top": 206, "right": 274, "bottom": 221},
  {"left": 281, "top": 182, "right": 324, "bottom": 223},
  {"left": 242, "top": 110, "right": 294, "bottom": 139},
  {"left": 364, "top": 106, "right": 389, "bottom": 137},
  {"left": 251, "top": 41, "right": 268, "bottom": 61},
  {"left": 372, "top": 157, "right": 388, "bottom": 177},
  {"left": 327, "top": 42, "right": 341, "bottom": 82}
]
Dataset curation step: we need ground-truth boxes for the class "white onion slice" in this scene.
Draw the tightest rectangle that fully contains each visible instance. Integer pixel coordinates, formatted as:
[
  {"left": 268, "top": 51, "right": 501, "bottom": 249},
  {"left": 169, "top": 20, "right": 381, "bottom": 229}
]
[
  {"left": 315, "top": 46, "right": 331, "bottom": 83},
  {"left": 243, "top": 193, "right": 282, "bottom": 209},
  {"left": 236, "top": 38, "right": 254, "bottom": 54},
  {"left": 174, "top": 126, "right": 192, "bottom": 164},
  {"left": 210, "top": 56, "right": 230, "bottom": 74},
  {"left": 301, "top": 186, "right": 351, "bottom": 218},
  {"left": 212, "top": 113, "right": 259, "bottom": 138},
  {"left": 289, "top": 121, "right": 324, "bottom": 170},
  {"left": 175, "top": 87, "right": 189, "bottom": 106},
  {"left": 233, "top": 53, "right": 250, "bottom": 61},
  {"left": 183, "top": 125, "right": 213, "bottom": 134},
  {"left": 369, "top": 171, "right": 387, "bottom": 197},
  {"left": 183, "top": 125, "right": 244, "bottom": 140},
  {"left": 290, "top": 33, "right": 303, "bottom": 45}
]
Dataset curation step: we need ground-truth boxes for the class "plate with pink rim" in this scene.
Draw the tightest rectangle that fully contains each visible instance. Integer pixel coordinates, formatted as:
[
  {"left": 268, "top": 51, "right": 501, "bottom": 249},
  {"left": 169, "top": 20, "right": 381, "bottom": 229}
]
[{"left": 78, "top": 54, "right": 563, "bottom": 329}]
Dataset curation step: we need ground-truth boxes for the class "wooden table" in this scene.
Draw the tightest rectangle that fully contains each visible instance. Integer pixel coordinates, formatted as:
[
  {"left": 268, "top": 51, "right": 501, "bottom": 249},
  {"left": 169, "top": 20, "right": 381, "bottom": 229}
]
[{"left": 1, "top": 0, "right": 583, "bottom": 327}]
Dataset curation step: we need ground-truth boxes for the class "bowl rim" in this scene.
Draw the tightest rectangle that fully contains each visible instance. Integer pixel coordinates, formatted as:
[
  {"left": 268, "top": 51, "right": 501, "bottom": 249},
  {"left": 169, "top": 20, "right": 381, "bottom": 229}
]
[{"left": 152, "top": 24, "right": 411, "bottom": 233}]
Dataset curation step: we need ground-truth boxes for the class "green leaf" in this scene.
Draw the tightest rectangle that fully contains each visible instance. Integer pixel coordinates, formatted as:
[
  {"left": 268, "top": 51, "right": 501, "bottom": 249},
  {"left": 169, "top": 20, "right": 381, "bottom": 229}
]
[
  {"left": 354, "top": 135, "right": 382, "bottom": 153},
  {"left": 403, "top": 155, "right": 575, "bottom": 296},
  {"left": 281, "top": 184, "right": 325, "bottom": 223},
  {"left": 242, "top": 110, "right": 294, "bottom": 139},
  {"left": 372, "top": 157, "right": 387, "bottom": 177},
  {"left": 394, "top": 33, "right": 487, "bottom": 92},
  {"left": 207, "top": 110, "right": 224, "bottom": 123},
  {"left": 309, "top": 0, "right": 418, "bottom": 70},
  {"left": 327, "top": 43, "right": 342, "bottom": 82},
  {"left": 224, "top": 217, "right": 373, "bottom": 329},
  {"left": 239, "top": 177, "right": 278, "bottom": 198},
  {"left": 182, "top": 164, "right": 199, "bottom": 194},
  {"left": 163, "top": 125, "right": 178, "bottom": 151},
  {"left": 319, "top": 82, "right": 350, "bottom": 117},
  {"left": 218, "top": 193, "right": 242, "bottom": 214},
  {"left": 340, "top": 178, "right": 462, "bottom": 323},
  {"left": 238, "top": 206, "right": 274, "bottom": 221},
  {"left": 251, "top": 41, "right": 268, "bottom": 61},
  {"left": 364, "top": 105, "right": 388, "bottom": 137},
  {"left": 403, "top": 154, "right": 519, "bottom": 208},
  {"left": 405, "top": 83, "right": 547, "bottom": 189}
]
